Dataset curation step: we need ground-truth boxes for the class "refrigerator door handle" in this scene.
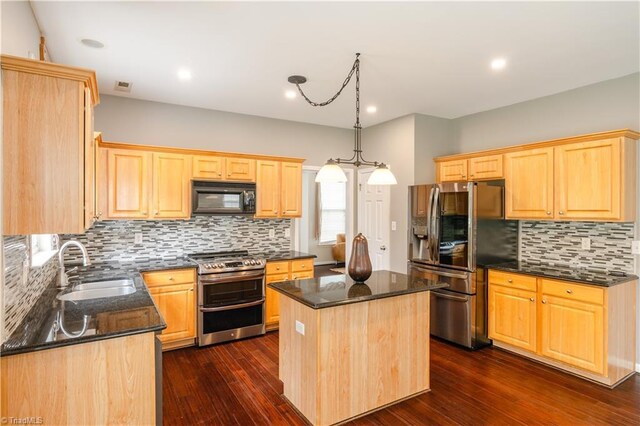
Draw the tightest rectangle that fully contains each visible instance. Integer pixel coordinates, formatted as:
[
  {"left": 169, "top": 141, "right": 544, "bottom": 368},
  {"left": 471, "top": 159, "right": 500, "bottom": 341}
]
[
  {"left": 429, "top": 186, "right": 441, "bottom": 262},
  {"left": 425, "top": 187, "right": 435, "bottom": 261}
]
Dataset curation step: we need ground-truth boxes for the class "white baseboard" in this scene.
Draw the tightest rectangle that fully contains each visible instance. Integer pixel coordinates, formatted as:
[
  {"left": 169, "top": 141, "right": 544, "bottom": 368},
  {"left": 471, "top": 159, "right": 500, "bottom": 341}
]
[{"left": 636, "top": 362, "right": 640, "bottom": 373}]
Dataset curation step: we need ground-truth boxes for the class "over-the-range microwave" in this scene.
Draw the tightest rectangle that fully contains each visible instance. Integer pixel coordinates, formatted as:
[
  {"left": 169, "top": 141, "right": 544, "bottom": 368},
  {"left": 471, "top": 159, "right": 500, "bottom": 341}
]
[{"left": 191, "top": 180, "right": 256, "bottom": 216}]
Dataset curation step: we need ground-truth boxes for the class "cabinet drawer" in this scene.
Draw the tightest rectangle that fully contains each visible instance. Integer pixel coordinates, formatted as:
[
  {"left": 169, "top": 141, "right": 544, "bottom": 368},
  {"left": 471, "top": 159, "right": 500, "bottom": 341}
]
[
  {"left": 142, "top": 268, "right": 196, "bottom": 287},
  {"left": 540, "top": 279, "right": 604, "bottom": 305},
  {"left": 291, "top": 271, "right": 314, "bottom": 280},
  {"left": 266, "top": 261, "right": 290, "bottom": 275},
  {"left": 291, "top": 258, "right": 313, "bottom": 273},
  {"left": 266, "top": 273, "right": 290, "bottom": 284},
  {"left": 488, "top": 270, "right": 537, "bottom": 292}
]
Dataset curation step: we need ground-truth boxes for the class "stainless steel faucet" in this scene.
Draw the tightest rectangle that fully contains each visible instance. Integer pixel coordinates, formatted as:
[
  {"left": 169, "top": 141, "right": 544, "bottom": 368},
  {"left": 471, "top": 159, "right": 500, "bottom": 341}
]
[{"left": 56, "top": 241, "right": 91, "bottom": 289}]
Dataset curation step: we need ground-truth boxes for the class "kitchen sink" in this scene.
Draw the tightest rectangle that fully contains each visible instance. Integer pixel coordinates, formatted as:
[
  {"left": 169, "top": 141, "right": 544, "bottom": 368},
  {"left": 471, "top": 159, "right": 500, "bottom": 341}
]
[{"left": 57, "top": 279, "right": 136, "bottom": 301}]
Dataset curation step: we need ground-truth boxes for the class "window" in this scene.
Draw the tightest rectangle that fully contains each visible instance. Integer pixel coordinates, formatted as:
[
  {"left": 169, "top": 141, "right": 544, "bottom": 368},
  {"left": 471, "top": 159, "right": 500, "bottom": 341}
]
[
  {"left": 31, "top": 234, "right": 58, "bottom": 267},
  {"left": 318, "top": 181, "right": 346, "bottom": 244}
]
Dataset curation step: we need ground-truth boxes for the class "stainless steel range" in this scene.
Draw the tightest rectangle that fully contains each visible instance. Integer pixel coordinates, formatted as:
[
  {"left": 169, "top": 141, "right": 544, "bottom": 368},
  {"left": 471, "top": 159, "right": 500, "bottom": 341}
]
[{"left": 188, "top": 250, "right": 266, "bottom": 346}]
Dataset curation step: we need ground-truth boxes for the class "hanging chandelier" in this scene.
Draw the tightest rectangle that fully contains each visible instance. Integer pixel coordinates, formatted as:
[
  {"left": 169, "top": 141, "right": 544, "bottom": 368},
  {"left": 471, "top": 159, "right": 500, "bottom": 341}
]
[{"left": 288, "top": 53, "right": 397, "bottom": 185}]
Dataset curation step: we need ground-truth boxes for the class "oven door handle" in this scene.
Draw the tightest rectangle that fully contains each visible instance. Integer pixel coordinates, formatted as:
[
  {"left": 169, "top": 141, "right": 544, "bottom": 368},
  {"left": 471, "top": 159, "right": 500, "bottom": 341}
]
[
  {"left": 199, "top": 298, "right": 265, "bottom": 312},
  {"left": 199, "top": 274, "right": 265, "bottom": 285}
]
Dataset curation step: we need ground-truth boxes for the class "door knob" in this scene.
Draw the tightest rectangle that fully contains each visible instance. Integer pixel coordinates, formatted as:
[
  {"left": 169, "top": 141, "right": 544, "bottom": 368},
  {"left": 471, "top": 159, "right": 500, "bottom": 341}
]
[{"left": 380, "top": 245, "right": 387, "bottom": 251}]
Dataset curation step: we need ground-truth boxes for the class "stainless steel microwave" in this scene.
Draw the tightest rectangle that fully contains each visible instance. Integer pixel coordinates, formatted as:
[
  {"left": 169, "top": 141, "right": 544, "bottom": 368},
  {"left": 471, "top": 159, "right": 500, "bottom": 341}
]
[{"left": 191, "top": 181, "right": 256, "bottom": 215}]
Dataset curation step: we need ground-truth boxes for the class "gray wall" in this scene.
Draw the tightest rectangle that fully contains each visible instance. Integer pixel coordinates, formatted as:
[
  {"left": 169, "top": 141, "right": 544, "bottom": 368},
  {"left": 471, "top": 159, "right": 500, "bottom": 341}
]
[
  {"left": 452, "top": 73, "right": 640, "bottom": 151},
  {"left": 96, "top": 95, "right": 353, "bottom": 167},
  {"left": 414, "top": 114, "right": 455, "bottom": 184},
  {"left": 1, "top": 0, "right": 40, "bottom": 59}
]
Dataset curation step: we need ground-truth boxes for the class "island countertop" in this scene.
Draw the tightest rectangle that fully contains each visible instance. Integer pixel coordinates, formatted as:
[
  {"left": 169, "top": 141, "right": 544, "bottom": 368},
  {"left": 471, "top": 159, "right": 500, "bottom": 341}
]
[{"left": 268, "top": 270, "right": 448, "bottom": 309}]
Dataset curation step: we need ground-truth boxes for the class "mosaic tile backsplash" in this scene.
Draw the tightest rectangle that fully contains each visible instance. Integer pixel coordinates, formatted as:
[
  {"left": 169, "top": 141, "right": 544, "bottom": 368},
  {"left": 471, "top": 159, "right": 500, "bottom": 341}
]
[
  {"left": 60, "top": 216, "right": 292, "bottom": 263},
  {"left": 3, "top": 236, "right": 59, "bottom": 340},
  {"left": 519, "top": 221, "right": 636, "bottom": 273}
]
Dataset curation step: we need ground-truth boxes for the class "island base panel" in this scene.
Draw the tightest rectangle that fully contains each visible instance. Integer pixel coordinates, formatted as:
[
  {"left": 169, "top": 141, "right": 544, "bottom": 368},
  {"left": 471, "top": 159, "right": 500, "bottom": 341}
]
[{"left": 279, "top": 292, "right": 430, "bottom": 426}]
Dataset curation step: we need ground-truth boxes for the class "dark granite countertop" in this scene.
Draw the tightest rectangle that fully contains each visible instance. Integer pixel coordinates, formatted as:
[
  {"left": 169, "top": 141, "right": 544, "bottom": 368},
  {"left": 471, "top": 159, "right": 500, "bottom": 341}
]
[
  {"left": 488, "top": 261, "right": 637, "bottom": 287},
  {"left": 1, "top": 257, "right": 197, "bottom": 357},
  {"left": 268, "top": 270, "right": 448, "bottom": 309},
  {"left": 263, "top": 251, "right": 317, "bottom": 262}
]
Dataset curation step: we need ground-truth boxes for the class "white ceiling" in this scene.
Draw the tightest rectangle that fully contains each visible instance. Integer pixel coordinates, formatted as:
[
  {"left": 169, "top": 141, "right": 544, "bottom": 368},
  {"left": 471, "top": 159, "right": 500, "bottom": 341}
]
[{"left": 32, "top": 1, "right": 639, "bottom": 129}]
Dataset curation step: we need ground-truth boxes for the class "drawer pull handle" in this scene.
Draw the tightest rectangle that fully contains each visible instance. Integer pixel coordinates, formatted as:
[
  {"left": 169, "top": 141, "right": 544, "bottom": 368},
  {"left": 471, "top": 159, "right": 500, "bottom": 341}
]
[
  {"left": 566, "top": 289, "right": 573, "bottom": 294},
  {"left": 189, "top": 288, "right": 194, "bottom": 292},
  {"left": 546, "top": 211, "right": 551, "bottom": 215},
  {"left": 507, "top": 279, "right": 513, "bottom": 283},
  {"left": 542, "top": 299, "right": 547, "bottom": 304},
  {"left": 559, "top": 211, "right": 565, "bottom": 215},
  {"left": 168, "top": 277, "right": 174, "bottom": 281},
  {"left": 529, "top": 297, "right": 535, "bottom": 302}
]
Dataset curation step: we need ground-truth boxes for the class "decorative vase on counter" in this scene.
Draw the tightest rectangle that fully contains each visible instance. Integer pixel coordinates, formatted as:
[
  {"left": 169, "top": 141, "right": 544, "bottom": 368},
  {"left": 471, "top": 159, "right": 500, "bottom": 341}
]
[{"left": 348, "top": 233, "right": 373, "bottom": 282}]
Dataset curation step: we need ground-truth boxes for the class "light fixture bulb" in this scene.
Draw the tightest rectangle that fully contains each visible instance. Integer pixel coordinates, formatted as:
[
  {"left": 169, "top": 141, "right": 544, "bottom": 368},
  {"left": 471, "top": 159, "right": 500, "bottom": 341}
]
[
  {"left": 177, "top": 68, "right": 192, "bottom": 80},
  {"left": 367, "top": 164, "right": 397, "bottom": 185},
  {"left": 491, "top": 58, "right": 507, "bottom": 71},
  {"left": 285, "top": 90, "right": 297, "bottom": 99},
  {"left": 315, "top": 159, "right": 347, "bottom": 183}
]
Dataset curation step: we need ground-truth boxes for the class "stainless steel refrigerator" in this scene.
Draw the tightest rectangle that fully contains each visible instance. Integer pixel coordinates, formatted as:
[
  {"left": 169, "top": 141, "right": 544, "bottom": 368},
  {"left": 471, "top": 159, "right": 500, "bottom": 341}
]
[{"left": 408, "top": 180, "right": 518, "bottom": 349}]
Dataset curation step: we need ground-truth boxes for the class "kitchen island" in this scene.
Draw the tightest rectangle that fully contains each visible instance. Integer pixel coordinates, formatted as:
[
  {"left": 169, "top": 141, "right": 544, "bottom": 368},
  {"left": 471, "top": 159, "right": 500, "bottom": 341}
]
[{"left": 268, "top": 270, "right": 447, "bottom": 426}]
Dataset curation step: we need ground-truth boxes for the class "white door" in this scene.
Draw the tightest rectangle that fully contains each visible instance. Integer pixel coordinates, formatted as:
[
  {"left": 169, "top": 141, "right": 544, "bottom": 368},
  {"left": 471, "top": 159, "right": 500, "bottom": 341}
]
[{"left": 357, "top": 169, "right": 391, "bottom": 271}]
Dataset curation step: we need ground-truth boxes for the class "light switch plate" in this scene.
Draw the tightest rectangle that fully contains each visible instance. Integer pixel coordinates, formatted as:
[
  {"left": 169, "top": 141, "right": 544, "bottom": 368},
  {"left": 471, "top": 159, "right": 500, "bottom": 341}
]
[
  {"left": 134, "top": 233, "right": 143, "bottom": 244},
  {"left": 295, "top": 320, "right": 305, "bottom": 336},
  {"left": 269, "top": 229, "right": 275, "bottom": 238},
  {"left": 581, "top": 237, "right": 591, "bottom": 250},
  {"left": 284, "top": 228, "right": 291, "bottom": 238},
  {"left": 391, "top": 221, "right": 397, "bottom": 231},
  {"left": 632, "top": 240, "right": 640, "bottom": 255}
]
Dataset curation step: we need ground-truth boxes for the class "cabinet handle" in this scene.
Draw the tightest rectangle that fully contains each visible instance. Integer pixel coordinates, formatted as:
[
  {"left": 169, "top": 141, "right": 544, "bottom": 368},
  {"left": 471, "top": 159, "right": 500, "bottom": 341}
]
[
  {"left": 218, "top": 172, "right": 222, "bottom": 176},
  {"left": 276, "top": 267, "right": 280, "bottom": 270},
  {"left": 566, "top": 289, "right": 573, "bottom": 294},
  {"left": 529, "top": 297, "right": 535, "bottom": 302},
  {"left": 189, "top": 288, "right": 194, "bottom": 292},
  {"left": 546, "top": 211, "right": 552, "bottom": 216},
  {"left": 542, "top": 299, "right": 547, "bottom": 304},
  {"left": 507, "top": 279, "right": 513, "bottom": 283},
  {"left": 462, "top": 175, "right": 467, "bottom": 179},
  {"left": 168, "top": 277, "right": 174, "bottom": 281},
  {"left": 228, "top": 172, "right": 232, "bottom": 176},
  {"left": 154, "top": 211, "right": 159, "bottom": 215},
  {"left": 558, "top": 211, "right": 565, "bottom": 215},
  {"left": 142, "top": 211, "right": 148, "bottom": 215}
]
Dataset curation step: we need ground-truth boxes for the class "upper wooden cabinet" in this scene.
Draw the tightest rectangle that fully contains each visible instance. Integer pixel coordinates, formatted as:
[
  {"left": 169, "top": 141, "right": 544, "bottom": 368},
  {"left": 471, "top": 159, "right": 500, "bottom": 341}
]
[
  {"left": 438, "top": 159, "right": 467, "bottom": 182},
  {"left": 226, "top": 157, "right": 256, "bottom": 181},
  {"left": 256, "top": 160, "right": 303, "bottom": 218},
  {"left": 152, "top": 153, "right": 191, "bottom": 219},
  {"left": 469, "top": 155, "right": 503, "bottom": 180},
  {"left": 505, "top": 147, "right": 554, "bottom": 219},
  {"left": 192, "top": 155, "right": 225, "bottom": 179},
  {"left": 105, "top": 149, "right": 152, "bottom": 219},
  {"left": 2, "top": 55, "right": 99, "bottom": 235}
]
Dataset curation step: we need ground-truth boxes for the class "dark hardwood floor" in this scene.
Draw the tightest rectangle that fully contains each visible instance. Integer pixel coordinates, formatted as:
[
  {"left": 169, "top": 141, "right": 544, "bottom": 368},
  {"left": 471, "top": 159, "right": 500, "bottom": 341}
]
[{"left": 163, "top": 333, "right": 640, "bottom": 425}]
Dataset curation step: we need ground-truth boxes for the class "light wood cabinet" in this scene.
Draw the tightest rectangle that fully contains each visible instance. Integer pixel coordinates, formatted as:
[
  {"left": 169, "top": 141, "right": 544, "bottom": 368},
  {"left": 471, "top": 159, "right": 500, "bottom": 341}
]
[
  {"left": 106, "top": 149, "right": 152, "bottom": 219},
  {"left": 488, "top": 284, "right": 537, "bottom": 352},
  {"left": 152, "top": 152, "right": 191, "bottom": 219},
  {"left": 83, "top": 89, "right": 97, "bottom": 229},
  {"left": 265, "top": 259, "right": 314, "bottom": 330},
  {"left": 438, "top": 159, "right": 467, "bottom": 182},
  {"left": 193, "top": 155, "right": 225, "bottom": 179},
  {"left": 143, "top": 268, "right": 197, "bottom": 350},
  {"left": 226, "top": 157, "right": 256, "bottom": 181},
  {"left": 505, "top": 147, "right": 554, "bottom": 219},
  {"left": 469, "top": 154, "right": 503, "bottom": 180},
  {"left": 280, "top": 162, "right": 303, "bottom": 217},
  {"left": 2, "top": 55, "right": 99, "bottom": 234},
  {"left": 488, "top": 270, "right": 637, "bottom": 387}
]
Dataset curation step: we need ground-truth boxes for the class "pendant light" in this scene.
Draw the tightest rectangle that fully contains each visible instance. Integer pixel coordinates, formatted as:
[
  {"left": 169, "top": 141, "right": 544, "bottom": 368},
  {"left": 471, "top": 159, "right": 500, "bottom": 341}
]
[{"left": 288, "top": 53, "right": 397, "bottom": 185}]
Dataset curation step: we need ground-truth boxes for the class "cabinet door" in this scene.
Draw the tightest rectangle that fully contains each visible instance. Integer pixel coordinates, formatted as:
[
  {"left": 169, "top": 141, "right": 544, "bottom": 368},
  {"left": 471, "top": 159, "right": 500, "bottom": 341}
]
[
  {"left": 83, "top": 88, "right": 96, "bottom": 229},
  {"left": 152, "top": 153, "right": 191, "bottom": 219},
  {"left": 149, "top": 283, "right": 196, "bottom": 343},
  {"left": 106, "top": 149, "right": 151, "bottom": 218},
  {"left": 226, "top": 157, "right": 256, "bottom": 181},
  {"left": 280, "top": 162, "right": 302, "bottom": 217},
  {"left": 256, "top": 160, "right": 281, "bottom": 218},
  {"left": 192, "top": 155, "right": 225, "bottom": 180},
  {"left": 469, "top": 155, "right": 503, "bottom": 180},
  {"left": 488, "top": 284, "right": 537, "bottom": 352},
  {"left": 505, "top": 147, "right": 554, "bottom": 219},
  {"left": 439, "top": 160, "right": 468, "bottom": 182},
  {"left": 554, "top": 139, "right": 621, "bottom": 220},
  {"left": 539, "top": 295, "right": 604, "bottom": 374},
  {"left": 265, "top": 273, "right": 290, "bottom": 328}
]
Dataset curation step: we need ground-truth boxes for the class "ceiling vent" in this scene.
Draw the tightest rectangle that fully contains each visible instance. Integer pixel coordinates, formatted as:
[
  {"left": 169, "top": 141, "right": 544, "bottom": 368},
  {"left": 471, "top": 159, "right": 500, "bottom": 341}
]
[{"left": 114, "top": 80, "right": 132, "bottom": 93}]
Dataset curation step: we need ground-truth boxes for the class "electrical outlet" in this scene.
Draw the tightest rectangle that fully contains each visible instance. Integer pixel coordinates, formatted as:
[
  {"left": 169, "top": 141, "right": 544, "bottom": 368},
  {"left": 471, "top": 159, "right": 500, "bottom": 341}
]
[
  {"left": 269, "top": 229, "right": 275, "bottom": 238},
  {"left": 391, "top": 221, "right": 397, "bottom": 231},
  {"left": 581, "top": 237, "right": 591, "bottom": 250},
  {"left": 295, "top": 320, "right": 305, "bottom": 336},
  {"left": 632, "top": 240, "right": 640, "bottom": 255},
  {"left": 284, "top": 228, "right": 291, "bottom": 238},
  {"left": 134, "top": 233, "right": 143, "bottom": 244}
]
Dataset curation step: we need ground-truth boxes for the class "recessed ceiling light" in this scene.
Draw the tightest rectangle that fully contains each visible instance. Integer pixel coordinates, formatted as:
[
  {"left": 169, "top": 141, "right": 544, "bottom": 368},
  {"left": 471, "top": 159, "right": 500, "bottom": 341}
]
[
  {"left": 177, "top": 68, "right": 192, "bottom": 81},
  {"left": 491, "top": 58, "right": 507, "bottom": 71},
  {"left": 80, "top": 38, "right": 104, "bottom": 49},
  {"left": 285, "top": 90, "right": 297, "bottom": 99},
  {"left": 366, "top": 106, "right": 377, "bottom": 113}
]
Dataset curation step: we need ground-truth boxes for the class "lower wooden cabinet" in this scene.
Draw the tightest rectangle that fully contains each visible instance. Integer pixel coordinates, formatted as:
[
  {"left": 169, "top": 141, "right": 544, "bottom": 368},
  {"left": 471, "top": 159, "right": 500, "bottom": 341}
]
[
  {"left": 265, "top": 259, "right": 314, "bottom": 330},
  {"left": 142, "top": 268, "right": 197, "bottom": 350},
  {"left": 488, "top": 270, "right": 636, "bottom": 387}
]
